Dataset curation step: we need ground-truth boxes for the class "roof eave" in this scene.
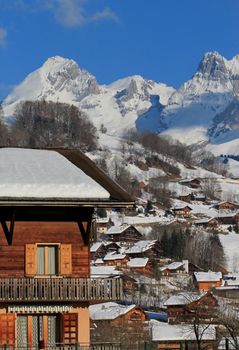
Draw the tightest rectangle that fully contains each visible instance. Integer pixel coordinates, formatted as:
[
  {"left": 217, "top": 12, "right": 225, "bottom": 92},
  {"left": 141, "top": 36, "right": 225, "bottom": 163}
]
[{"left": 0, "top": 198, "right": 134, "bottom": 208}]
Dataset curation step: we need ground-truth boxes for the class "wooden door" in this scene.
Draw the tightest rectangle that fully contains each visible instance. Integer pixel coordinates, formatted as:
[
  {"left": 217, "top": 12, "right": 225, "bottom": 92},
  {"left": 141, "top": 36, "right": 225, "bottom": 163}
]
[
  {"left": 0, "top": 313, "right": 16, "bottom": 345},
  {"left": 62, "top": 313, "right": 78, "bottom": 344}
]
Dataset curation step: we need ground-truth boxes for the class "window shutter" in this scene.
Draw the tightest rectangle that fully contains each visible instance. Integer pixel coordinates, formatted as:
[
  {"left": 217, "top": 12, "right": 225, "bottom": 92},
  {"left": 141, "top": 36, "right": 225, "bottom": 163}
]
[
  {"left": 62, "top": 313, "right": 78, "bottom": 344},
  {"left": 60, "top": 244, "right": 72, "bottom": 275},
  {"left": 0, "top": 313, "right": 16, "bottom": 345},
  {"left": 25, "top": 244, "right": 37, "bottom": 275}
]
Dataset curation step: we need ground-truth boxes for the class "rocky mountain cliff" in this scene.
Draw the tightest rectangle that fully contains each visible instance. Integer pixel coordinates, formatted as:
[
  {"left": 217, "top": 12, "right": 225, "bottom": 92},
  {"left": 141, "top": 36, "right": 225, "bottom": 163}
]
[{"left": 3, "top": 52, "right": 239, "bottom": 155}]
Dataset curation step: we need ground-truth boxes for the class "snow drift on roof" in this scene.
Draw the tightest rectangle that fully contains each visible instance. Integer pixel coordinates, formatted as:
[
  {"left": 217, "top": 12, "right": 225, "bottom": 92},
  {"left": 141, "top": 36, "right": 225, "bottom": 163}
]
[
  {"left": 89, "top": 302, "right": 136, "bottom": 320},
  {"left": 0, "top": 148, "right": 110, "bottom": 200}
]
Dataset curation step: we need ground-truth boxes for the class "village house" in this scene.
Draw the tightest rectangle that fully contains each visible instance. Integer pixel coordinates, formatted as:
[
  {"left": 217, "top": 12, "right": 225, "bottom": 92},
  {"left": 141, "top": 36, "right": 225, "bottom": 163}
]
[
  {"left": 151, "top": 320, "right": 216, "bottom": 350},
  {"left": 193, "top": 217, "right": 218, "bottom": 230},
  {"left": 124, "top": 240, "right": 162, "bottom": 260},
  {"left": 0, "top": 147, "right": 134, "bottom": 347},
  {"left": 101, "top": 252, "right": 129, "bottom": 268},
  {"left": 164, "top": 291, "right": 218, "bottom": 324},
  {"left": 105, "top": 224, "right": 143, "bottom": 244},
  {"left": 171, "top": 205, "right": 192, "bottom": 218},
  {"left": 90, "top": 302, "right": 150, "bottom": 347},
  {"left": 160, "top": 260, "right": 189, "bottom": 277},
  {"left": 127, "top": 257, "right": 153, "bottom": 276},
  {"left": 95, "top": 217, "right": 113, "bottom": 234},
  {"left": 193, "top": 271, "right": 222, "bottom": 291},
  {"left": 90, "top": 265, "right": 137, "bottom": 294},
  {"left": 217, "top": 210, "right": 239, "bottom": 225},
  {"left": 213, "top": 201, "right": 239, "bottom": 211},
  {"left": 177, "top": 192, "right": 192, "bottom": 202},
  {"left": 90, "top": 242, "right": 108, "bottom": 261},
  {"left": 179, "top": 178, "right": 201, "bottom": 189},
  {"left": 192, "top": 193, "right": 206, "bottom": 202},
  {"left": 90, "top": 241, "right": 121, "bottom": 261}
]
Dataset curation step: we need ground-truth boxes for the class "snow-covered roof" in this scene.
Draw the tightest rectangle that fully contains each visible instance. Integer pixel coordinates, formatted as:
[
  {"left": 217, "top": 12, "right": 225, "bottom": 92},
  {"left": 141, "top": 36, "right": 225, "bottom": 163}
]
[
  {"left": 160, "top": 261, "right": 184, "bottom": 272},
  {"left": 124, "top": 240, "right": 157, "bottom": 254},
  {"left": 194, "top": 271, "right": 222, "bottom": 282},
  {"left": 90, "top": 266, "right": 122, "bottom": 277},
  {"left": 103, "top": 252, "right": 126, "bottom": 261},
  {"left": 172, "top": 205, "right": 192, "bottom": 210},
  {"left": 164, "top": 292, "right": 200, "bottom": 306},
  {"left": 151, "top": 320, "right": 216, "bottom": 342},
  {"left": 194, "top": 217, "right": 216, "bottom": 224},
  {"left": 96, "top": 218, "right": 109, "bottom": 224},
  {"left": 89, "top": 302, "right": 136, "bottom": 320},
  {"left": 90, "top": 242, "right": 103, "bottom": 253},
  {"left": 218, "top": 211, "right": 239, "bottom": 218},
  {"left": 0, "top": 148, "right": 110, "bottom": 200},
  {"left": 105, "top": 224, "right": 130, "bottom": 235},
  {"left": 128, "top": 257, "right": 149, "bottom": 268}
]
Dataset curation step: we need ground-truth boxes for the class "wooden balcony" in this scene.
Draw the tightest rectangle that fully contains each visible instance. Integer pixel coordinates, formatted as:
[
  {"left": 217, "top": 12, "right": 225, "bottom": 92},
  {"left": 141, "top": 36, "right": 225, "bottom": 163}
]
[{"left": 0, "top": 277, "right": 123, "bottom": 303}]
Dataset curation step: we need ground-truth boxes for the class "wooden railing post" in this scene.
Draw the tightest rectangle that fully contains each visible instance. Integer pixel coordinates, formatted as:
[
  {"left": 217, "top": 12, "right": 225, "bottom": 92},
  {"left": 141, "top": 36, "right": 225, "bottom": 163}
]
[{"left": 0, "top": 277, "right": 123, "bottom": 302}]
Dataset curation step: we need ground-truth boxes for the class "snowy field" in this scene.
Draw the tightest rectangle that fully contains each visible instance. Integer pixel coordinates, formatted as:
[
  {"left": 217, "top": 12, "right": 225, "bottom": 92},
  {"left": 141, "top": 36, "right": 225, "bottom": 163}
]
[{"left": 219, "top": 232, "right": 239, "bottom": 272}]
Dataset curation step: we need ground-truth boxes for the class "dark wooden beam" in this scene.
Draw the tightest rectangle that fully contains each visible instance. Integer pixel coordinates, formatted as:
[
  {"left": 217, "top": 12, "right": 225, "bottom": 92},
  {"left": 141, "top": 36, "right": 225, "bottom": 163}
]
[
  {"left": 78, "top": 221, "right": 91, "bottom": 245},
  {"left": 0, "top": 212, "right": 15, "bottom": 245}
]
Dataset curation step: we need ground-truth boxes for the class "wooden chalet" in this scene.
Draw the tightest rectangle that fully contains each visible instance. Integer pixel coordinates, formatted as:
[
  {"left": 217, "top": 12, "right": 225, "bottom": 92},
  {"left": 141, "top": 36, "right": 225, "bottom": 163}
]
[
  {"left": 0, "top": 148, "right": 134, "bottom": 347},
  {"left": 160, "top": 261, "right": 188, "bottom": 277},
  {"left": 164, "top": 291, "right": 218, "bottom": 324},
  {"left": 105, "top": 224, "right": 143, "bottom": 244},
  {"left": 90, "top": 242, "right": 108, "bottom": 261},
  {"left": 124, "top": 240, "right": 162, "bottom": 260},
  {"left": 90, "top": 241, "right": 121, "bottom": 261},
  {"left": 214, "top": 201, "right": 239, "bottom": 211},
  {"left": 90, "top": 302, "right": 149, "bottom": 347},
  {"left": 151, "top": 321, "right": 216, "bottom": 350},
  {"left": 194, "top": 217, "right": 218, "bottom": 229},
  {"left": 179, "top": 178, "right": 201, "bottom": 189},
  {"left": 217, "top": 210, "right": 239, "bottom": 225},
  {"left": 177, "top": 193, "right": 192, "bottom": 202},
  {"left": 127, "top": 258, "right": 153, "bottom": 276},
  {"left": 101, "top": 253, "right": 129, "bottom": 268},
  {"left": 193, "top": 271, "right": 222, "bottom": 292},
  {"left": 96, "top": 217, "right": 113, "bottom": 234},
  {"left": 90, "top": 266, "right": 137, "bottom": 294},
  {"left": 171, "top": 205, "right": 192, "bottom": 218}
]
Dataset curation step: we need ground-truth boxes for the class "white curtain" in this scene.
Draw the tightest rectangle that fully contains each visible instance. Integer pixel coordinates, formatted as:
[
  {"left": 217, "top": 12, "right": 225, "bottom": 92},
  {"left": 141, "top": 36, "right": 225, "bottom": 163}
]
[
  {"left": 48, "top": 246, "right": 57, "bottom": 275},
  {"left": 37, "top": 246, "right": 45, "bottom": 275}
]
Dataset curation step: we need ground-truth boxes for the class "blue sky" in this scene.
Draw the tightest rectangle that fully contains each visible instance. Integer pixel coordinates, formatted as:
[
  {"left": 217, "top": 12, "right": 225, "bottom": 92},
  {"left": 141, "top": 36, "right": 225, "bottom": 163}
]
[{"left": 0, "top": 0, "right": 238, "bottom": 100}]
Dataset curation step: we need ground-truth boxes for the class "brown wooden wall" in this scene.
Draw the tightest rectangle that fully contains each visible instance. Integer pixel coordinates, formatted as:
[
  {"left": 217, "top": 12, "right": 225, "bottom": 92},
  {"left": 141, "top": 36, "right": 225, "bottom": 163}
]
[{"left": 0, "top": 222, "right": 89, "bottom": 277}]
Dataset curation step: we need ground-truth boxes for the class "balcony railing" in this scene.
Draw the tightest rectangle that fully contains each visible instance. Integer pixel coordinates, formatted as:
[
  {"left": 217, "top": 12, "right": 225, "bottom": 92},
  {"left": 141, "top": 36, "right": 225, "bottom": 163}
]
[{"left": 0, "top": 277, "right": 122, "bottom": 303}]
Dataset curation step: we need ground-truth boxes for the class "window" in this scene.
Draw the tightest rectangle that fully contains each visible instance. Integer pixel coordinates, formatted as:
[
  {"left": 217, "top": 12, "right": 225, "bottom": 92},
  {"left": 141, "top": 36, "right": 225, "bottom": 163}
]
[
  {"left": 37, "top": 245, "right": 59, "bottom": 275},
  {"left": 25, "top": 243, "right": 72, "bottom": 276}
]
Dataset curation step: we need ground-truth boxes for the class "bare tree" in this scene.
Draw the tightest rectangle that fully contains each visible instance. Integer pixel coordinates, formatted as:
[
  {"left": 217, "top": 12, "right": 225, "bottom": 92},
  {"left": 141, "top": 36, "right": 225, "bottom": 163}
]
[
  {"left": 11, "top": 100, "right": 98, "bottom": 151},
  {"left": 217, "top": 300, "right": 239, "bottom": 350},
  {"left": 201, "top": 176, "right": 221, "bottom": 200}
]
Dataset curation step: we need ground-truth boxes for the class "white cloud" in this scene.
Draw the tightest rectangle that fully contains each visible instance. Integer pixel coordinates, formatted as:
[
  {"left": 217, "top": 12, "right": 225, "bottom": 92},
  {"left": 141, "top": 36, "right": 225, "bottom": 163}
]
[
  {"left": 90, "top": 7, "right": 119, "bottom": 24},
  {"left": 45, "top": 0, "right": 118, "bottom": 27},
  {"left": 0, "top": 27, "right": 7, "bottom": 47}
]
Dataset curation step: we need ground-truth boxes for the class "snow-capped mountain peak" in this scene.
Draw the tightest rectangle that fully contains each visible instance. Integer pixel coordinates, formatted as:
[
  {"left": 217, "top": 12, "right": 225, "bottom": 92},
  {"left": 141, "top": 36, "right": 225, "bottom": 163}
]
[{"left": 3, "top": 56, "right": 100, "bottom": 116}]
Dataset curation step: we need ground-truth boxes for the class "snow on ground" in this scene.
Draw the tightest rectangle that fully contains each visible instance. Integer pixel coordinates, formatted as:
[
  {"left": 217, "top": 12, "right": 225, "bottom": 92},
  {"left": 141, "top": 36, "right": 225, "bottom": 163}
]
[
  {"left": 219, "top": 232, "right": 239, "bottom": 272},
  {"left": 218, "top": 178, "right": 239, "bottom": 202},
  {"left": 206, "top": 138, "right": 239, "bottom": 157},
  {"left": 227, "top": 158, "right": 239, "bottom": 178}
]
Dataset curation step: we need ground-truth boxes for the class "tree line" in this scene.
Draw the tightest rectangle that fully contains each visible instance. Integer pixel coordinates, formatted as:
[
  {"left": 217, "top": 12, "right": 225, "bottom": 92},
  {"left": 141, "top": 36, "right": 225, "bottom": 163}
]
[{"left": 0, "top": 100, "right": 98, "bottom": 151}]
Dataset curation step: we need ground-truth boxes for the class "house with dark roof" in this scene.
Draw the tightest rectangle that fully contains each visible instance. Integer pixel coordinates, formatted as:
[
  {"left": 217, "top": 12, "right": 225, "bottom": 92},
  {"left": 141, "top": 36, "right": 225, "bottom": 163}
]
[
  {"left": 105, "top": 224, "right": 143, "bottom": 244},
  {"left": 0, "top": 147, "right": 134, "bottom": 347}
]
